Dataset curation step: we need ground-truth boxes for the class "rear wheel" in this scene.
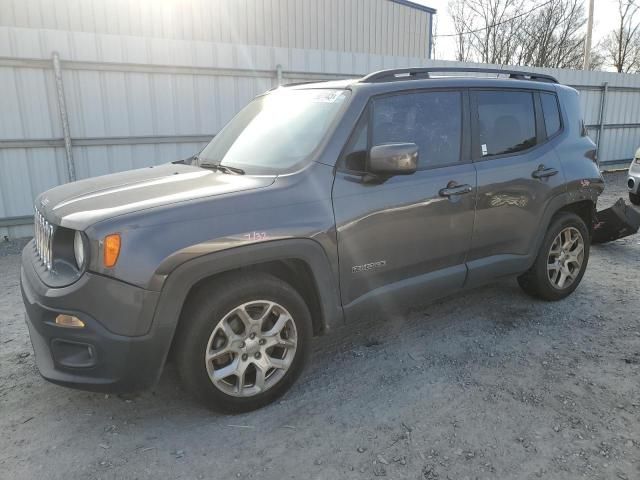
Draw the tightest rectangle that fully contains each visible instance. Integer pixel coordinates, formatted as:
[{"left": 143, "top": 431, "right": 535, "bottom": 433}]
[
  {"left": 630, "top": 192, "right": 640, "bottom": 205},
  {"left": 518, "top": 212, "right": 590, "bottom": 301},
  {"left": 175, "top": 272, "right": 312, "bottom": 413}
]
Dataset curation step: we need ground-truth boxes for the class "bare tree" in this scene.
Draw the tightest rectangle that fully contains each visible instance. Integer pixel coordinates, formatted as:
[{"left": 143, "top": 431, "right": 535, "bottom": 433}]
[
  {"left": 602, "top": 0, "right": 640, "bottom": 72},
  {"left": 449, "top": 0, "right": 474, "bottom": 61},
  {"left": 467, "top": 0, "right": 528, "bottom": 64},
  {"left": 515, "top": 0, "right": 587, "bottom": 69},
  {"left": 585, "top": 45, "right": 606, "bottom": 71},
  {"left": 449, "top": 0, "right": 528, "bottom": 64},
  {"left": 447, "top": 0, "right": 590, "bottom": 69}
]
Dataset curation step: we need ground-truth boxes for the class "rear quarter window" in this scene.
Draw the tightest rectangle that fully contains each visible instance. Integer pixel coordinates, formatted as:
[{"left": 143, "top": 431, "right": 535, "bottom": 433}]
[{"left": 540, "top": 92, "right": 562, "bottom": 137}]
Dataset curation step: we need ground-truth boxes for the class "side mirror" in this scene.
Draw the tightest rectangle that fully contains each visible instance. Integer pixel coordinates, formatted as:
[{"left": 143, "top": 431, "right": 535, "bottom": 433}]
[{"left": 368, "top": 143, "right": 418, "bottom": 176}]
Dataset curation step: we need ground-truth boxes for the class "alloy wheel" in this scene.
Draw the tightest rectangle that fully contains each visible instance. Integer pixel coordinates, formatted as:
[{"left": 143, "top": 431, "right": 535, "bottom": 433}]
[
  {"left": 204, "top": 300, "right": 298, "bottom": 397},
  {"left": 547, "top": 226, "right": 585, "bottom": 290}
]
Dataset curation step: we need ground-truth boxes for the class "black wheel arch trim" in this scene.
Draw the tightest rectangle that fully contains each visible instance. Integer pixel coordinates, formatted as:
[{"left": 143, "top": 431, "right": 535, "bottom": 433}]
[
  {"left": 530, "top": 189, "right": 597, "bottom": 268},
  {"left": 148, "top": 238, "right": 344, "bottom": 374}
]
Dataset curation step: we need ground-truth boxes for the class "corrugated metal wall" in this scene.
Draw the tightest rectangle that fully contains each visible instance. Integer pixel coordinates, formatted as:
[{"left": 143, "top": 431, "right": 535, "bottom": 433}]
[
  {"left": 0, "top": 32, "right": 435, "bottom": 236},
  {"left": 0, "top": 0, "right": 433, "bottom": 58},
  {"left": 0, "top": 0, "right": 434, "bottom": 237},
  {"left": 2, "top": 1, "right": 640, "bottom": 238}
]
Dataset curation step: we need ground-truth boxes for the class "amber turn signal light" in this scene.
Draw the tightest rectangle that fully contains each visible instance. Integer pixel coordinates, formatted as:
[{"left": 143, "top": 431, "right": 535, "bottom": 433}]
[
  {"left": 103, "top": 234, "right": 121, "bottom": 268},
  {"left": 55, "top": 314, "right": 85, "bottom": 328}
]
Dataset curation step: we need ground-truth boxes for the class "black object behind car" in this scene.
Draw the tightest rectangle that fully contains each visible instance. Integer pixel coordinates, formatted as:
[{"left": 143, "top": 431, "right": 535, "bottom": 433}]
[{"left": 593, "top": 198, "right": 640, "bottom": 244}]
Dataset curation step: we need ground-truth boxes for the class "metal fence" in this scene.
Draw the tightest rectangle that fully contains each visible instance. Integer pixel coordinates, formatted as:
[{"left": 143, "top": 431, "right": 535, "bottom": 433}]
[{"left": 2, "top": 26, "right": 640, "bottom": 237}]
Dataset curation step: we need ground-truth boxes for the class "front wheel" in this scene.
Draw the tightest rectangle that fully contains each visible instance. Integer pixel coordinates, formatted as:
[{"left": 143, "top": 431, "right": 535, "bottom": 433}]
[
  {"left": 174, "top": 272, "right": 312, "bottom": 413},
  {"left": 630, "top": 192, "right": 640, "bottom": 205},
  {"left": 518, "top": 212, "right": 590, "bottom": 301}
]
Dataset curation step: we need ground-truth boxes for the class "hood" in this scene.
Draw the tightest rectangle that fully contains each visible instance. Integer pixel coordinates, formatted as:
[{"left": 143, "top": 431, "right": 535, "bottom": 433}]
[{"left": 37, "top": 163, "right": 275, "bottom": 230}]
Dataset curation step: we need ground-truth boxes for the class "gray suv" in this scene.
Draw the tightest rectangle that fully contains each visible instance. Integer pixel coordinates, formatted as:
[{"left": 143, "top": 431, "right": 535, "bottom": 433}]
[
  {"left": 629, "top": 147, "right": 640, "bottom": 205},
  {"left": 21, "top": 67, "right": 604, "bottom": 412}
]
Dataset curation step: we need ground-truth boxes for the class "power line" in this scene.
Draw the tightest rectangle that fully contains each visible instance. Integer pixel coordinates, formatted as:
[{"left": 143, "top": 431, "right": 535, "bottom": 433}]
[{"left": 434, "top": 0, "right": 555, "bottom": 37}]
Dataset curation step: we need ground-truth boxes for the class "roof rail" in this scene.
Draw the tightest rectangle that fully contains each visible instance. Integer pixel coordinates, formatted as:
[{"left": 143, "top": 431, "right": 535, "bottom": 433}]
[{"left": 360, "top": 67, "right": 558, "bottom": 84}]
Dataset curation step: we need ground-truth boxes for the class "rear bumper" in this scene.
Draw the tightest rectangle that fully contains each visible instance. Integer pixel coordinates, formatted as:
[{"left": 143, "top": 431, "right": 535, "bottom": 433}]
[
  {"left": 593, "top": 197, "right": 640, "bottom": 244},
  {"left": 21, "top": 242, "right": 168, "bottom": 393}
]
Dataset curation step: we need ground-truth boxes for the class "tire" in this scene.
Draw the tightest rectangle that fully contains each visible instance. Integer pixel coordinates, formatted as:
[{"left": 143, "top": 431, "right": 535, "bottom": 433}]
[
  {"left": 174, "top": 272, "right": 312, "bottom": 413},
  {"left": 630, "top": 192, "right": 640, "bottom": 205},
  {"left": 518, "top": 212, "right": 590, "bottom": 301}
]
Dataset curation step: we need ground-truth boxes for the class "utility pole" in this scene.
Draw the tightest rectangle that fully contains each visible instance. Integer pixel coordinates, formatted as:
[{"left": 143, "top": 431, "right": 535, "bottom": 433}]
[{"left": 583, "top": 0, "right": 595, "bottom": 70}]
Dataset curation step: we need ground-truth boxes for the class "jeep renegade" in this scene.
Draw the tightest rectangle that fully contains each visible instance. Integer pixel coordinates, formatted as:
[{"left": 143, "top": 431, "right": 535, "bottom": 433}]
[{"left": 21, "top": 67, "right": 604, "bottom": 412}]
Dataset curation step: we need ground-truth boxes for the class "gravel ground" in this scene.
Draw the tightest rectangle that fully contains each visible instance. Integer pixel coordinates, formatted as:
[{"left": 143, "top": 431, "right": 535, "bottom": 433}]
[{"left": 1, "top": 172, "right": 638, "bottom": 480}]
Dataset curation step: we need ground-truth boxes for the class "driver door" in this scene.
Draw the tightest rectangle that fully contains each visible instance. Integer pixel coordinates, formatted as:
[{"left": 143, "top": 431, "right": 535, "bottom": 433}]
[{"left": 332, "top": 89, "right": 477, "bottom": 314}]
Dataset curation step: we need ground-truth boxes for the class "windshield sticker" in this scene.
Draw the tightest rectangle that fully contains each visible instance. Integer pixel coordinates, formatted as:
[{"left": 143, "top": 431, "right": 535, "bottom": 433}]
[{"left": 308, "top": 90, "right": 345, "bottom": 103}]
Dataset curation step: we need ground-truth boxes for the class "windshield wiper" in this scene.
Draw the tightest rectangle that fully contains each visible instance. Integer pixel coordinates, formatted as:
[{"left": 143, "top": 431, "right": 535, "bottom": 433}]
[{"left": 198, "top": 159, "right": 245, "bottom": 175}]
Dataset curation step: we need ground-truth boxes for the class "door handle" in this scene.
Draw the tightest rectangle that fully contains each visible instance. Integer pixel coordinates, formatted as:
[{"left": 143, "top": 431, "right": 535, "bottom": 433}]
[
  {"left": 532, "top": 165, "right": 558, "bottom": 179},
  {"left": 439, "top": 183, "right": 473, "bottom": 197}
]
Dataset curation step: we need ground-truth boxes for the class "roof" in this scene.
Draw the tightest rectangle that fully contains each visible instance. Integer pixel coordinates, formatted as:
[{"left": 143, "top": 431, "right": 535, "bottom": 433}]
[
  {"left": 350, "top": 76, "right": 558, "bottom": 93},
  {"left": 281, "top": 76, "right": 559, "bottom": 96},
  {"left": 361, "top": 67, "right": 558, "bottom": 83},
  {"left": 283, "top": 67, "right": 560, "bottom": 92},
  {"left": 284, "top": 79, "right": 358, "bottom": 90},
  {"left": 389, "top": 0, "right": 437, "bottom": 14}
]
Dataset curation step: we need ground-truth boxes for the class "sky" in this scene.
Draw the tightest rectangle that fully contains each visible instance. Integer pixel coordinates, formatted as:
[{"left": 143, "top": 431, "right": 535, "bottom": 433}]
[{"left": 413, "top": 0, "right": 623, "bottom": 63}]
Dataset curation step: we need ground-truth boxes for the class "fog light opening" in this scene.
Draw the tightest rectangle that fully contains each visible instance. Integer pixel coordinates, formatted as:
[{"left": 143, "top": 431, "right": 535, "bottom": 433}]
[
  {"left": 55, "top": 314, "right": 85, "bottom": 328},
  {"left": 629, "top": 178, "right": 635, "bottom": 189}
]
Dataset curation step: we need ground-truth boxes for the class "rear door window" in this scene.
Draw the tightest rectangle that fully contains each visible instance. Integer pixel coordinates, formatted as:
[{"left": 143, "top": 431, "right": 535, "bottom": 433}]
[
  {"left": 475, "top": 91, "right": 537, "bottom": 157},
  {"left": 540, "top": 92, "right": 562, "bottom": 137}
]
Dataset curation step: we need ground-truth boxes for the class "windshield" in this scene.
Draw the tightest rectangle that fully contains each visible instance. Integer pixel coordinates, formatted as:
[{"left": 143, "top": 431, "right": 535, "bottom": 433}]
[{"left": 197, "top": 88, "right": 350, "bottom": 174}]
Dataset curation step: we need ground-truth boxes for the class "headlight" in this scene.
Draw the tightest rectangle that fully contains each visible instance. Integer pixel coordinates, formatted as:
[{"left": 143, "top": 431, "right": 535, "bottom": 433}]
[{"left": 73, "top": 231, "right": 86, "bottom": 269}]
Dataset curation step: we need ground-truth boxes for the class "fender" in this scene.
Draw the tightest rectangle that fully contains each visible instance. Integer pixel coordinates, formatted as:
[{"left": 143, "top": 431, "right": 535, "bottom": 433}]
[
  {"left": 145, "top": 238, "right": 344, "bottom": 372},
  {"left": 465, "top": 189, "right": 598, "bottom": 288},
  {"left": 530, "top": 187, "right": 598, "bottom": 256},
  {"left": 532, "top": 181, "right": 600, "bottom": 255}
]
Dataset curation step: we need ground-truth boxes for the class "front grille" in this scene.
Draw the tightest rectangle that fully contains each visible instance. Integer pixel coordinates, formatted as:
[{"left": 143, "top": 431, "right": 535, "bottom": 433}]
[{"left": 34, "top": 208, "right": 54, "bottom": 270}]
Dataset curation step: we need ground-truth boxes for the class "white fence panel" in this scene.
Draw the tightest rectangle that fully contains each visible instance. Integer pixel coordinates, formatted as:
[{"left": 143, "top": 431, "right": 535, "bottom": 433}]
[{"left": 2, "top": 25, "right": 640, "bottom": 237}]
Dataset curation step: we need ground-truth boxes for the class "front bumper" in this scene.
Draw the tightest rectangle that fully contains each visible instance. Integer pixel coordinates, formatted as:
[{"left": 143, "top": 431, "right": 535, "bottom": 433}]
[
  {"left": 629, "top": 161, "right": 640, "bottom": 194},
  {"left": 628, "top": 173, "right": 640, "bottom": 195},
  {"left": 21, "top": 241, "right": 167, "bottom": 393}
]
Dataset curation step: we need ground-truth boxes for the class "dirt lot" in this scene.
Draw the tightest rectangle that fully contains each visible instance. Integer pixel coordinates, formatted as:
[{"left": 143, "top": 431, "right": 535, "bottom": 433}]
[{"left": 1, "top": 171, "right": 638, "bottom": 480}]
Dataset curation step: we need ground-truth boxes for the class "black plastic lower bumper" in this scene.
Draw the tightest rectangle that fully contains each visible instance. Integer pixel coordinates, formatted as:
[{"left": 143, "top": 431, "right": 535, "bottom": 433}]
[
  {"left": 21, "top": 245, "right": 168, "bottom": 393},
  {"left": 593, "top": 198, "right": 640, "bottom": 244}
]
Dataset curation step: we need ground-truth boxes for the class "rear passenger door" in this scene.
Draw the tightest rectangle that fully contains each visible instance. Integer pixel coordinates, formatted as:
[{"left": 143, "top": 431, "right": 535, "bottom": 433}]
[{"left": 466, "top": 88, "right": 566, "bottom": 285}]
